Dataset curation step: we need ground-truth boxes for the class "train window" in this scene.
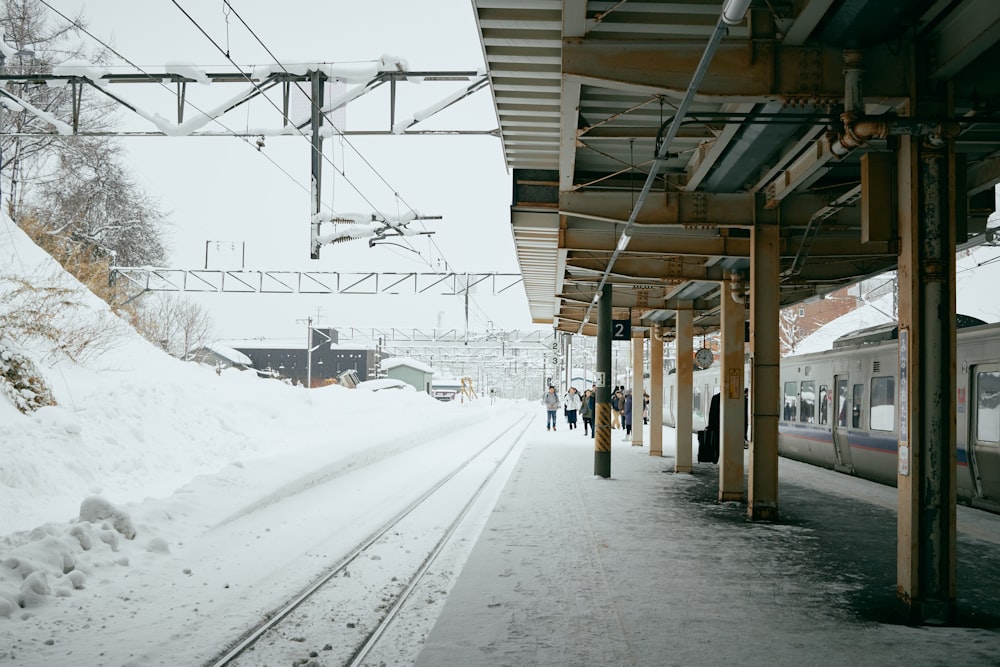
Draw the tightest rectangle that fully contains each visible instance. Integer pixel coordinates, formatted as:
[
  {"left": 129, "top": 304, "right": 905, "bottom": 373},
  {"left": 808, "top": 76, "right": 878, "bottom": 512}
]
[
  {"left": 783, "top": 382, "right": 797, "bottom": 421},
  {"left": 870, "top": 376, "right": 895, "bottom": 431},
  {"left": 799, "top": 380, "right": 815, "bottom": 423},
  {"left": 837, "top": 379, "right": 848, "bottom": 426},
  {"left": 852, "top": 384, "right": 863, "bottom": 428},
  {"left": 976, "top": 370, "right": 1000, "bottom": 443},
  {"left": 818, "top": 385, "right": 829, "bottom": 425},
  {"left": 693, "top": 385, "right": 703, "bottom": 421}
]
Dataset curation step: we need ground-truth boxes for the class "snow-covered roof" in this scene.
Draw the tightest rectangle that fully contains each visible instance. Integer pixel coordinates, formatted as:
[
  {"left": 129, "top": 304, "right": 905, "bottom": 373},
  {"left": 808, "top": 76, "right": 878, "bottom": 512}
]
[
  {"left": 356, "top": 378, "right": 413, "bottom": 392},
  {"left": 221, "top": 338, "right": 371, "bottom": 351},
  {"left": 203, "top": 342, "right": 252, "bottom": 367},
  {"left": 380, "top": 356, "right": 435, "bottom": 374}
]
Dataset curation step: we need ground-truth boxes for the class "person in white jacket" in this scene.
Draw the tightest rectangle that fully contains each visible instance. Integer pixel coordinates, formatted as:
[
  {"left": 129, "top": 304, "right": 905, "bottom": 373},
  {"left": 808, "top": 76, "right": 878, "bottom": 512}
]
[{"left": 564, "top": 387, "right": 582, "bottom": 430}]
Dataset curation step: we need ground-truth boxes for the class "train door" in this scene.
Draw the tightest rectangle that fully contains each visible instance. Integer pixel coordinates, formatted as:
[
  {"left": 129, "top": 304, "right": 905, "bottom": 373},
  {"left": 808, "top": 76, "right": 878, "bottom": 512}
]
[
  {"left": 970, "top": 364, "right": 1000, "bottom": 504},
  {"left": 832, "top": 375, "right": 854, "bottom": 473}
]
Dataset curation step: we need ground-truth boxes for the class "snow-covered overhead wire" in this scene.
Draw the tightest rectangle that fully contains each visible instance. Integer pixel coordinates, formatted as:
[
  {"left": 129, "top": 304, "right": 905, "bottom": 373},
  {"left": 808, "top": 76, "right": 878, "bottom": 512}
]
[
  {"left": 210, "top": 1, "right": 471, "bottom": 299},
  {"left": 35, "top": 0, "right": 317, "bottom": 208},
  {"left": 170, "top": 0, "right": 391, "bottom": 225}
]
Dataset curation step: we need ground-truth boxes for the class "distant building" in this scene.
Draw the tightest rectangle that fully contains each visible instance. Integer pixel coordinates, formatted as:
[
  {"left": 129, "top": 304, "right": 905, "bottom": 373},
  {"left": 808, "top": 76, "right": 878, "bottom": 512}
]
[
  {"left": 227, "top": 328, "right": 378, "bottom": 387},
  {"left": 187, "top": 342, "right": 254, "bottom": 371},
  {"left": 780, "top": 286, "right": 860, "bottom": 355},
  {"left": 381, "top": 356, "right": 434, "bottom": 394},
  {"left": 431, "top": 377, "right": 464, "bottom": 402}
]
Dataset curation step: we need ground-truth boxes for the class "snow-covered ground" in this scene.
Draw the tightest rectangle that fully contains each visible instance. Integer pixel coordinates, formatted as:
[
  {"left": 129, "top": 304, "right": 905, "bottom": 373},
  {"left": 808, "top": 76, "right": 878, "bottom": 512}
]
[
  {"left": 4, "top": 206, "right": 1000, "bottom": 664},
  {"left": 0, "top": 213, "right": 530, "bottom": 664}
]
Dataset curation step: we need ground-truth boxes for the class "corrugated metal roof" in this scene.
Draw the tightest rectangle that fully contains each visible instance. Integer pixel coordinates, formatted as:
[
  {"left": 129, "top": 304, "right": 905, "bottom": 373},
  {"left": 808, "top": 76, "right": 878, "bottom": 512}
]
[{"left": 475, "top": 0, "right": 1000, "bottom": 333}]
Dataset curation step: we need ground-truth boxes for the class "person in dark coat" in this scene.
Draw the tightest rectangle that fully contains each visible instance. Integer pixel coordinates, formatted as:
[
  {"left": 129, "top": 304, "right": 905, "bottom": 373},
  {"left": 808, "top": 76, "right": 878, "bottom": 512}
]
[
  {"left": 622, "top": 389, "right": 633, "bottom": 441},
  {"left": 610, "top": 388, "right": 622, "bottom": 429},
  {"left": 580, "top": 389, "right": 594, "bottom": 436},
  {"left": 707, "top": 392, "right": 721, "bottom": 463}
]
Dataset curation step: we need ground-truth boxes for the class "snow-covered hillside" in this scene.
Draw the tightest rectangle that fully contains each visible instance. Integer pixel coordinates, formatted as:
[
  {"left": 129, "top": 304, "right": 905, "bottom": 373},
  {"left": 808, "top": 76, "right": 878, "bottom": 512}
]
[{"left": 1, "top": 211, "right": 503, "bottom": 665}]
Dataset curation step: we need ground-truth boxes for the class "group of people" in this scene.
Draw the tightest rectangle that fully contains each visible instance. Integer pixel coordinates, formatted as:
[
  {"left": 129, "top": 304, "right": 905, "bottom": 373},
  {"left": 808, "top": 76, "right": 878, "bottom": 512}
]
[
  {"left": 542, "top": 385, "right": 650, "bottom": 441},
  {"left": 543, "top": 385, "right": 591, "bottom": 433}
]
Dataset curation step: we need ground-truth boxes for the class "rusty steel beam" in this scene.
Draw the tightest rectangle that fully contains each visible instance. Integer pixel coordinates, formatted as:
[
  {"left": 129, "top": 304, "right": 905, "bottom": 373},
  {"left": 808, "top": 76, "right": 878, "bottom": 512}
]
[{"left": 562, "top": 40, "right": 910, "bottom": 102}]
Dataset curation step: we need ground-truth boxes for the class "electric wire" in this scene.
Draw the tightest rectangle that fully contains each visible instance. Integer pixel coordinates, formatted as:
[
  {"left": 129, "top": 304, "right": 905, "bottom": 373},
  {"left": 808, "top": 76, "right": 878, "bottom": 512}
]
[
  {"left": 211, "top": 1, "right": 492, "bottom": 326},
  {"left": 37, "top": 0, "right": 493, "bottom": 330},
  {"left": 216, "top": 0, "right": 457, "bottom": 275},
  {"left": 35, "top": 0, "right": 318, "bottom": 209},
  {"left": 168, "top": 0, "right": 384, "bottom": 217}
]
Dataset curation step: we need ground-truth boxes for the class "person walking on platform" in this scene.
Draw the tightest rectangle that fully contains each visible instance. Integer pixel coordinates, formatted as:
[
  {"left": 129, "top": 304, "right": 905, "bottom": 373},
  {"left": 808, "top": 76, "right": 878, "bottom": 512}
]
[
  {"left": 611, "top": 386, "right": 622, "bottom": 429},
  {"left": 622, "top": 389, "right": 633, "bottom": 442},
  {"left": 580, "top": 389, "right": 594, "bottom": 436},
  {"left": 564, "top": 387, "right": 581, "bottom": 430},
  {"left": 542, "top": 385, "right": 561, "bottom": 431},
  {"left": 642, "top": 391, "right": 650, "bottom": 425}
]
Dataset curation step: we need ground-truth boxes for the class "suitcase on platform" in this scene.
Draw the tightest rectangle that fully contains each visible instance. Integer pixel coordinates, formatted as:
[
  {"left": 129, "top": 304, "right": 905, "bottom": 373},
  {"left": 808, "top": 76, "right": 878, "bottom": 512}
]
[{"left": 697, "top": 429, "right": 719, "bottom": 463}]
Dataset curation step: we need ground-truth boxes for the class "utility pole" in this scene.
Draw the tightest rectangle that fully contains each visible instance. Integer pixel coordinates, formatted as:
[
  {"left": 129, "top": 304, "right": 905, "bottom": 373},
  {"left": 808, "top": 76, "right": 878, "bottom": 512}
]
[{"left": 305, "top": 316, "right": 314, "bottom": 388}]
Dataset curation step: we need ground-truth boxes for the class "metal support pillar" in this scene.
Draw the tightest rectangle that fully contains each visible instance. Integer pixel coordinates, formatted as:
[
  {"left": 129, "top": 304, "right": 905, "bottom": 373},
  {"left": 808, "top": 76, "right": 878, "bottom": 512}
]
[
  {"left": 631, "top": 331, "right": 644, "bottom": 446},
  {"left": 675, "top": 308, "right": 694, "bottom": 472},
  {"left": 309, "top": 70, "right": 325, "bottom": 259},
  {"left": 749, "top": 220, "right": 780, "bottom": 521},
  {"left": 719, "top": 279, "right": 746, "bottom": 502},
  {"left": 896, "top": 130, "right": 958, "bottom": 624},
  {"left": 649, "top": 324, "right": 664, "bottom": 457},
  {"left": 564, "top": 333, "right": 573, "bottom": 391},
  {"left": 595, "top": 283, "right": 613, "bottom": 478}
]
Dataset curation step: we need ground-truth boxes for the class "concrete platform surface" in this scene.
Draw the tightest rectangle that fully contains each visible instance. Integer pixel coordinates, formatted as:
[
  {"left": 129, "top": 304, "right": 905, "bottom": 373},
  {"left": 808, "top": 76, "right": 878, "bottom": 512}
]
[{"left": 415, "top": 422, "right": 1000, "bottom": 667}]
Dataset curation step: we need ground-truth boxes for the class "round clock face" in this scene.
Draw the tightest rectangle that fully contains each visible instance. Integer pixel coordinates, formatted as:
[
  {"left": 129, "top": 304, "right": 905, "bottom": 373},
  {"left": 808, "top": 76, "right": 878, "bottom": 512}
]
[{"left": 695, "top": 347, "right": 713, "bottom": 369}]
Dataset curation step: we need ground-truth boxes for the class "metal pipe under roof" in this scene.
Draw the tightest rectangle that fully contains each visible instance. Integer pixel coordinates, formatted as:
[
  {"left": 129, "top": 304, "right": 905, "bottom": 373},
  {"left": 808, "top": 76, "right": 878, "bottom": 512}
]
[{"left": 576, "top": 0, "right": 752, "bottom": 334}]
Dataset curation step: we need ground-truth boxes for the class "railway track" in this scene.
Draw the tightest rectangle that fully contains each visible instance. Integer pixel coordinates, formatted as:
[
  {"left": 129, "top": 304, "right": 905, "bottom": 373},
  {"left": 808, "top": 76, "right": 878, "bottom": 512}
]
[{"left": 206, "top": 409, "right": 533, "bottom": 666}]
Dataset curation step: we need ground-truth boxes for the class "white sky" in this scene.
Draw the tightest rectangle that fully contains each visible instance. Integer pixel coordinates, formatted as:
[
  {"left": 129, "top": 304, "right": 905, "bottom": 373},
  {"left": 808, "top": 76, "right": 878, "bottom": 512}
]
[{"left": 40, "top": 0, "right": 531, "bottom": 339}]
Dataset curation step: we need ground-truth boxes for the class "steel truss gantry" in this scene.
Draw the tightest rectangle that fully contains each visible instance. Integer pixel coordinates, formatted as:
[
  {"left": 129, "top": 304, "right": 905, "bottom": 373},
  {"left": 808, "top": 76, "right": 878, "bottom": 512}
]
[{"left": 109, "top": 268, "right": 523, "bottom": 296}]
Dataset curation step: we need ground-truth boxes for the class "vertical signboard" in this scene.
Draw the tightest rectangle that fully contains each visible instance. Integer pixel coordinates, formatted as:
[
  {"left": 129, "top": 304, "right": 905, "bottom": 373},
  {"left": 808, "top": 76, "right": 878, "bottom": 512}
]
[{"left": 898, "top": 327, "right": 909, "bottom": 476}]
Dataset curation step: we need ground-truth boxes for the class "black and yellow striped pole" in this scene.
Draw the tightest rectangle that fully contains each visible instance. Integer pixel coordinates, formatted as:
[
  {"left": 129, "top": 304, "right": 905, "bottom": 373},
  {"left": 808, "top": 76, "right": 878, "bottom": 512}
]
[{"left": 595, "top": 283, "right": 612, "bottom": 478}]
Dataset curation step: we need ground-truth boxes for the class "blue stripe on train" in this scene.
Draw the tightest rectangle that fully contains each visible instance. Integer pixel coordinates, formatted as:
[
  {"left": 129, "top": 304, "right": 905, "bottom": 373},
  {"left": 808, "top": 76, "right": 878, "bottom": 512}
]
[{"left": 777, "top": 422, "right": 969, "bottom": 466}]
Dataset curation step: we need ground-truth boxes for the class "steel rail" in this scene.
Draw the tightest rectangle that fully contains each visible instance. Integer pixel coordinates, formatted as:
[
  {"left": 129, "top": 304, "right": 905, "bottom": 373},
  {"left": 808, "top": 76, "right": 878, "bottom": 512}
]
[{"left": 206, "top": 411, "right": 532, "bottom": 667}]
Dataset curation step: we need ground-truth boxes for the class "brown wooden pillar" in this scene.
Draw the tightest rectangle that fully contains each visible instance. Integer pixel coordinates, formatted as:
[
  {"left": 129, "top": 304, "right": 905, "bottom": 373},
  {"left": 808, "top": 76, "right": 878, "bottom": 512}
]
[
  {"left": 749, "top": 219, "right": 780, "bottom": 521},
  {"left": 720, "top": 276, "right": 746, "bottom": 502},
  {"left": 649, "top": 323, "right": 664, "bottom": 457},
  {"left": 895, "top": 122, "right": 958, "bottom": 624},
  {"left": 675, "top": 307, "right": 694, "bottom": 472}
]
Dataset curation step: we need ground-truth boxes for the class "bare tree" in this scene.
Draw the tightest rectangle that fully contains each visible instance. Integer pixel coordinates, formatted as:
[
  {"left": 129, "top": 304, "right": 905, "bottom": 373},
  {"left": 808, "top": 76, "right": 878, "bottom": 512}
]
[
  {"left": 2, "top": 2, "right": 168, "bottom": 270},
  {"left": 0, "top": 0, "right": 115, "bottom": 218},
  {"left": 779, "top": 307, "right": 804, "bottom": 356},
  {"left": 130, "top": 293, "right": 215, "bottom": 359},
  {"left": 26, "top": 137, "right": 168, "bottom": 266}
]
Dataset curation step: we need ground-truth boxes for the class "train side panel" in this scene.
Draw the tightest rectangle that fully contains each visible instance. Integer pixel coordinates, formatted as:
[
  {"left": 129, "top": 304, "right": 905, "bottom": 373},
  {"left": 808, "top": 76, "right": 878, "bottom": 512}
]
[{"left": 662, "top": 321, "right": 1000, "bottom": 510}]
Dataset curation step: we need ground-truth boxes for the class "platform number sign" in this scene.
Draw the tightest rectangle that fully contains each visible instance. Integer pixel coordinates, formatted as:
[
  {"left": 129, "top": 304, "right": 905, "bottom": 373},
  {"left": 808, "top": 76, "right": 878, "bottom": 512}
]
[{"left": 612, "top": 319, "right": 631, "bottom": 341}]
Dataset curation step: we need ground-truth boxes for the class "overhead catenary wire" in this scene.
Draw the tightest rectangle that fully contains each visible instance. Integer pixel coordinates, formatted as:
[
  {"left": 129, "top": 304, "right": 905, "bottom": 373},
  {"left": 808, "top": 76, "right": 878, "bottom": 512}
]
[
  {"left": 209, "top": 0, "right": 492, "bottom": 327},
  {"left": 35, "top": 0, "right": 494, "bottom": 330},
  {"left": 215, "top": 0, "right": 456, "bottom": 273},
  {"left": 34, "top": 0, "right": 321, "bottom": 210},
  {"left": 168, "top": 0, "right": 387, "bottom": 219}
]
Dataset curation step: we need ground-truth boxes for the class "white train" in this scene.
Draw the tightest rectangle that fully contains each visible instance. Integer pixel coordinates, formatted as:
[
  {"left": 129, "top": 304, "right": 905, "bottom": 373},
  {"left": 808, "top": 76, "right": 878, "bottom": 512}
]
[{"left": 663, "top": 319, "right": 1000, "bottom": 510}]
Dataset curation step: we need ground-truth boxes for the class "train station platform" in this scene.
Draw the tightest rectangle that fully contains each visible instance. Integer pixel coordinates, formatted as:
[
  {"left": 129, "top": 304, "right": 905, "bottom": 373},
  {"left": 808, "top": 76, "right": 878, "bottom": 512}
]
[{"left": 415, "top": 418, "right": 1000, "bottom": 666}]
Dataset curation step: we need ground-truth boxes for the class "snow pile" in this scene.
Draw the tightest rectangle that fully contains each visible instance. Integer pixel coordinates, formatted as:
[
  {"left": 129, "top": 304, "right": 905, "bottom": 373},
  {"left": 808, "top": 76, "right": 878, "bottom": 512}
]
[{"left": 0, "top": 209, "right": 477, "bottom": 635}]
